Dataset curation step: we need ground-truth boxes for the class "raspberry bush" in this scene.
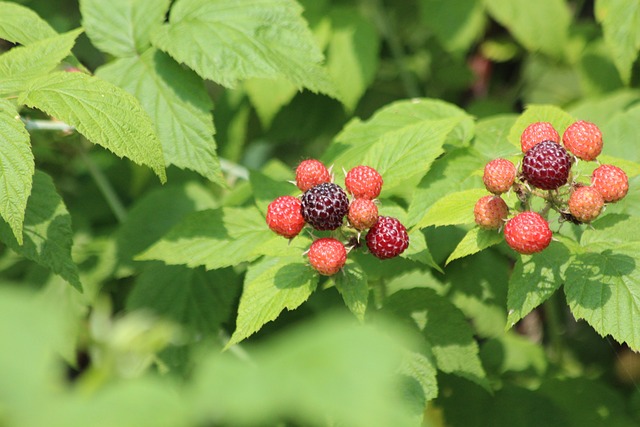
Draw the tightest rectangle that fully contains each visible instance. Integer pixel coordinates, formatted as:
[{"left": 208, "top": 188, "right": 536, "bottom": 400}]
[{"left": 2, "top": 1, "right": 640, "bottom": 426}]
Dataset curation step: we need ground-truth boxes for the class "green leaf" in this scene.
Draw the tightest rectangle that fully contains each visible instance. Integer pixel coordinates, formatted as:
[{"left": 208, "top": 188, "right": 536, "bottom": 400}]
[
  {"left": 595, "top": 0, "right": 640, "bottom": 84},
  {"left": 0, "top": 99, "right": 33, "bottom": 244},
  {"left": 96, "top": 50, "right": 223, "bottom": 184},
  {"left": 325, "top": 98, "right": 474, "bottom": 169},
  {"left": 19, "top": 71, "right": 166, "bottom": 182},
  {"left": 0, "top": 171, "right": 81, "bottom": 291},
  {"left": 407, "top": 147, "right": 485, "bottom": 227},
  {"left": 480, "top": 333, "right": 547, "bottom": 377},
  {"left": 362, "top": 118, "right": 461, "bottom": 192},
  {"left": 326, "top": 7, "right": 379, "bottom": 111},
  {"left": 0, "top": 29, "right": 83, "bottom": 95},
  {"left": 249, "top": 168, "right": 297, "bottom": 215},
  {"left": 420, "top": 0, "right": 486, "bottom": 53},
  {"left": 385, "top": 288, "right": 489, "bottom": 389},
  {"left": 446, "top": 227, "right": 504, "bottom": 265},
  {"left": 128, "top": 263, "right": 240, "bottom": 336},
  {"left": 226, "top": 257, "right": 318, "bottom": 347},
  {"left": 80, "top": 0, "right": 171, "bottom": 57},
  {"left": 0, "top": 1, "right": 57, "bottom": 45},
  {"left": 506, "top": 241, "right": 571, "bottom": 328},
  {"left": 137, "top": 207, "right": 275, "bottom": 270},
  {"left": 151, "top": 0, "right": 338, "bottom": 98},
  {"left": 564, "top": 242, "right": 640, "bottom": 351},
  {"left": 601, "top": 104, "right": 640, "bottom": 162},
  {"left": 471, "top": 114, "right": 519, "bottom": 159},
  {"left": 483, "top": 0, "right": 571, "bottom": 58},
  {"left": 416, "top": 188, "right": 488, "bottom": 229},
  {"left": 333, "top": 261, "right": 369, "bottom": 322},
  {"left": 507, "top": 104, "right": 576, "bottom": 148}
]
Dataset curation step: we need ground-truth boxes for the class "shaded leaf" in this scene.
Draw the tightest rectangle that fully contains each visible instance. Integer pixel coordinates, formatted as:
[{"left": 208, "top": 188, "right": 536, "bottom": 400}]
[
  {"left": 564, "top": 242, "right": 640, "bottom": 351},
  {"left": 595, "top": 0, "right": 640, "bottom": 84},
  {"left": 421, "top": 0, "right": 486, "bottom": 53},
  {"left": 0, "top": 171, "right": 81, "bottom": 291},
  {"left": 483, "top": 0, "right": 571, "bottom": 58},
  {"left": 385, "top": 288, "right": 489, "bottom": 389},
  {"left": 506, "top": 241, "right": 571, "bottom": 327}
]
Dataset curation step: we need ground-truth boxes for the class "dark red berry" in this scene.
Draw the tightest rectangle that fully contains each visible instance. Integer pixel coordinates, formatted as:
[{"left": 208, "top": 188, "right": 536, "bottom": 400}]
[
  {"left": 301, "top": 183, "right": 349, "bottom": 231},
  {"left": 521, "top": 140, "right": 572, "bottom": 190},
  {"left": 366, "top": 216, "right": 409, "bottom": 259}
]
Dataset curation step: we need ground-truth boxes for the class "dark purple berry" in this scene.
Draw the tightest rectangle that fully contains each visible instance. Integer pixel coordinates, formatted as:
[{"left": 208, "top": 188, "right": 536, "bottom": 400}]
[
  {"left": 301, "top": 183, "right": 349, "bottom": 231},
  {"left": 522, "top": 140, "right": 572, "bottom": 190},
  {"left": 366, "top": 216, "right": 409, "bottom": 259}
]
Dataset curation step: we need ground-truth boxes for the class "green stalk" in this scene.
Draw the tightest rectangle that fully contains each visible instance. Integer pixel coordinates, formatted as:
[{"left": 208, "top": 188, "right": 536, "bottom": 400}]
[
  {"left": 79, "top": 150, "right": 127, "bottom": 223},
  {"left": 544, "top": 292, "right": 565, "bottom": 366}
]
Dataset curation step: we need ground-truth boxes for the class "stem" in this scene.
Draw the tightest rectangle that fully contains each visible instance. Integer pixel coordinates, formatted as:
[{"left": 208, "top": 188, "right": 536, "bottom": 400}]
[
  {"left": 544, "top": 292, "right": 565, "bottom": 366},
  {"left": 79, "top": 150, "right": 128, "bottom": 223},
  {"left": 219, "top": 158, "right": 249, "bottom": 181},
  {"left": 22, "top": 118, "right": 75, "bottom": 132},
  {"left": 367, "top": 0, "right": 421, "bottom": 98}
]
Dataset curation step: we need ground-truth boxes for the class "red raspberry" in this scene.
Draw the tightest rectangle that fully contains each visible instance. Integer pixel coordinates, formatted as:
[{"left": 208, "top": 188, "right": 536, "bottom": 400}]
[
  {"left": 504, "top": 211, "right": 552, "bottom": 254},
  {"left": 483, "top": 158, "right": 517, "bottom": 194},
  {"left": 366, "top": 216, "right": 409, "bottom": 259},
  {"left": 568, "top": 186, "right": 604, "bottom": 223},
  {"left": 562, "top": 120, "right": 603, "bottom": 161},
  {"left": 345, "top": 166, "right": 383, "bottom": 199},
  {"left": 520, "top": 122, "right": 560, "bottom": 153},
  {"left": 522, "top": 140, "right": 572, "bottom": 190},
  {"left": 474, "top": 195, "right": 508, "bottom": 230},
  {"left": 301, "top": 183, "right": 350, "bottom": 231},
  {"left": 307, "top": 237, "right": 347, "bottom": 275},
  {"left": 347, "top": 198, "right": 378, "bottom": 231},
  {"left": 591, "top": 164, "right": 629, "bottom": 203},
  {"left": 295, "top": 159, "right": 332, "bottom": 192},
  {"left": 266, "top": 196, "right": 305, "bottom": 239}
]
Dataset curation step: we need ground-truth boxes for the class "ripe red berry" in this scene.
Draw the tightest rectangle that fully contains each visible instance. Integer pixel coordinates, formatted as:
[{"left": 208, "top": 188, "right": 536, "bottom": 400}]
[
  {"left": 562, "top": 120, "right": 603, "bottom": 161},
  {"left": 522, "top": 140, "right": 572, "bottom": 190},
  {"left": 568, "top": 186, "right": 604, "bottom": 223},
  {"left": 348, "top": 198, "right": 379, "bottom": 231},
  {"left": 366, "top": 216, "right": 409, "bottom": 259},
  {"left": 474, "top": 195, "right": 509, "bottom": 230},
  {"left": 520, "top": 122, "right": 560, "bottom": 153},
  {"left": 295, "top": 159, "right": 332, "bottom": 192},
  {"left": 591, "top": 164, "right": 629, "bottom": 203},
  {"left": 483, "top": 158, "right": 517, "bottom": 194},
  {"left": 307, "top": 237, "right": 347, "bottom": 275},
  {"left": 301, "top": 182, "right": 350, "bottom": 231},
  {"left": 266, "top": 196, "right": 305, "bottom": 239},
  {"left": 504, "top": 211, "right": 552, "bottom": 254},
  {"left": 345, "top": 166, "right": 383, "bottom": 199}
]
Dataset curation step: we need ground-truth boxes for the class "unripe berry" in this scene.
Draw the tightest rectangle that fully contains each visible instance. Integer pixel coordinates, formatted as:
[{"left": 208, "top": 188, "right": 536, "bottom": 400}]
[
  {"left": 591, "top": 164, "right": 629, "bottom": 203},
  {"left": 347, "top": 198, "right": 378, "bottom": 231},
  {"left": 307, "top": 238, "right": 347, "bottom": 276},
  {"left": 568, "top": 186, "right": 604, "bottom": 223},
  {"left": 295, "top": 159, "right": 332, "bottom": 192},
  {"left": 483, "top": 158, "right": 517, "bottom": 194},
  {"left": 474, "top": 195, "right": 508, "bottom": 230},
  {"left": 266, "top": 196, "right": 305, "bottom": 239},
  {"left": 345, "top": 166, "right": 383, "bottom": 200},
  {"left": 521, "top": 122, "right": 560, "bottom": 153},
  {"left": 562, "top": 120, "right": 603, "bottom": 161}
]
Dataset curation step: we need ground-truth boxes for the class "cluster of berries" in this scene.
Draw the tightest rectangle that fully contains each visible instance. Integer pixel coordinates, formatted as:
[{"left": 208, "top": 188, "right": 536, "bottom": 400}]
[
  {"left": 266, "top": 159, "right": 409, "bottom": 275},
  {"left": 474, "top": 120, "right": 629, "bottom": 254}
]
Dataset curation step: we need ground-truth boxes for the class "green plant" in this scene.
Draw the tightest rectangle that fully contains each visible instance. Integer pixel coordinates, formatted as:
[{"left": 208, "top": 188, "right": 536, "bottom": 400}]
[{"left": 2, "top": 0, "right": 640, "bottom": 425}]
